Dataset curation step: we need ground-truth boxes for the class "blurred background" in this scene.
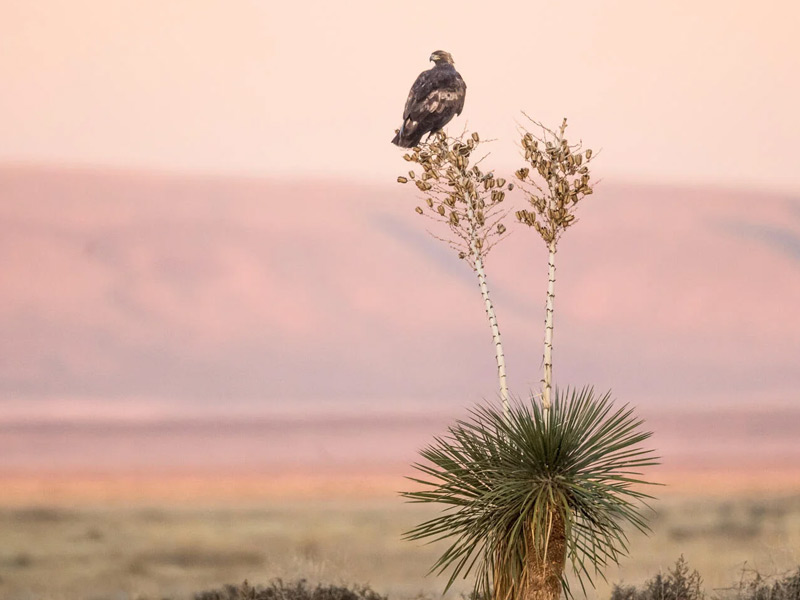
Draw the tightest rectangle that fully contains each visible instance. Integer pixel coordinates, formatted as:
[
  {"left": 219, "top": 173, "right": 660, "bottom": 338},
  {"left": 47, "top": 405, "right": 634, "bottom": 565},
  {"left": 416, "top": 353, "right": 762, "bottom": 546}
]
[{"left": 1, "top": 1, "right": 799, "bottom": 599}]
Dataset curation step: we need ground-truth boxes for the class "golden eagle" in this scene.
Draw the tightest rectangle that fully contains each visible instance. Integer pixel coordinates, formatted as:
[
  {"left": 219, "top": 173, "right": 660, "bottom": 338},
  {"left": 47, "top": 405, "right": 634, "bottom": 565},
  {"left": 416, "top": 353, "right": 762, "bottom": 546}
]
[{"left": 391, "top": 50, "right": 466, "bottom": 148}]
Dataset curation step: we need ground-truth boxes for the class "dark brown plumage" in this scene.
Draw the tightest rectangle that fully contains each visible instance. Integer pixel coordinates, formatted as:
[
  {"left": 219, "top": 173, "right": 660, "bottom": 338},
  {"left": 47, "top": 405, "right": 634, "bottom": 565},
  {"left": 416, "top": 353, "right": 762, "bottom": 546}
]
[{"left": 391, "top": 50, "right": 466, "bottom": 148}]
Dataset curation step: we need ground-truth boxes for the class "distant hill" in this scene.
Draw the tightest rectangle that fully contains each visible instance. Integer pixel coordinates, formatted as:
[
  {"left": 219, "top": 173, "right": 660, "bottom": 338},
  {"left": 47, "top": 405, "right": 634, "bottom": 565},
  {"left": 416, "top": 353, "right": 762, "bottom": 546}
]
[{"left": 1, "top": 165, "right": 798, "bottom": 424}]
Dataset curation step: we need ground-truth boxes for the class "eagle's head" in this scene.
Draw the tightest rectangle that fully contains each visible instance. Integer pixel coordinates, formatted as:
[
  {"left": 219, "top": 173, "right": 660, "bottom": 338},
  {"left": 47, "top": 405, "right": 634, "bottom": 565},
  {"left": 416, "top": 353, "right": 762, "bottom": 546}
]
[{"left": 430, "top": 50, "right": 455, "bottom": 65}]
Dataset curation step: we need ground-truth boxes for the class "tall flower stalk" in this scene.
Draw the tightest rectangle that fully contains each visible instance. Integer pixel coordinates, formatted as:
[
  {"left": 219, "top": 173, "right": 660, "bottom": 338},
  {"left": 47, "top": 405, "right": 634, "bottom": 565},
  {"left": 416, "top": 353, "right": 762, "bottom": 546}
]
[
  {"left": 397, "top": 131, "right": 512, "bottom": 416},
  {"left": 515, "top": 117, "right": 596, "bottom": 412}
]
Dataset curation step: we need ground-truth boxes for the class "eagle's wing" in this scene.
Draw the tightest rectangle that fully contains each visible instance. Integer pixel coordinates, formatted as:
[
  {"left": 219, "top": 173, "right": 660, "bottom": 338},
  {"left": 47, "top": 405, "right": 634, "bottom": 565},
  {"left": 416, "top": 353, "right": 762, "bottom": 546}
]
[
  {"left": 402, "top": 70, "right": 436, "bottom": 120},
  {"left": 453, "top": 73, "right": 466, "bottom": 116},
  {"left": 403, "top": 69, "right": 466, "bottom": 121}
]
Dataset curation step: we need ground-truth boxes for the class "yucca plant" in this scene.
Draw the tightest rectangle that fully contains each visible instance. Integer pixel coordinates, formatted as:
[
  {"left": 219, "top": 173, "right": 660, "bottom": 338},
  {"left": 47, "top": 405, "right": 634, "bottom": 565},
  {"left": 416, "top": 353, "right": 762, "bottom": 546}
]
[
  {"left": 394, "top": 117, "right": 658, "bottom": 600},
  {"left": 403, "top": 387, "right": 657, "bottom": 600}
]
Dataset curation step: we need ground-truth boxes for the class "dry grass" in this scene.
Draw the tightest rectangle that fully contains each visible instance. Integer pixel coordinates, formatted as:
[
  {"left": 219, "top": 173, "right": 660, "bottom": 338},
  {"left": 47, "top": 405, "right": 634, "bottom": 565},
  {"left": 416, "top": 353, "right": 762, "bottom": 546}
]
[{"left": 0, "top": 494, "right": 799, "bottom": 600}]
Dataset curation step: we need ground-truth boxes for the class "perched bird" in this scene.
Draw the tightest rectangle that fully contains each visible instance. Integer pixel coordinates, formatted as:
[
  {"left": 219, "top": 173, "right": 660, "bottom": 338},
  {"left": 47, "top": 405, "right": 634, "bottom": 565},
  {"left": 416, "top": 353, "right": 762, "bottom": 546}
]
[{"left": 391, "top": 50, "right": 466, "bottom": 148}]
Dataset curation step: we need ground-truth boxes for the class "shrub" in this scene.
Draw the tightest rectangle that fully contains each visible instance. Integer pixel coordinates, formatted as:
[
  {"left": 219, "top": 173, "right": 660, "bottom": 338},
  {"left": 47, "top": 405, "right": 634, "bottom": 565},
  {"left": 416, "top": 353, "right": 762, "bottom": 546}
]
[
  {"left": 721, "top": 567, "right": 800, "bottom": 600},
  {"left": 610, "top": 556, "right": 703, "bottom": 600},
  {"left": 194, "top": 579, "right": 388, "bottom": 600},
  {"left": 611, "top": 558, "right": 800, "bottom": 600}
]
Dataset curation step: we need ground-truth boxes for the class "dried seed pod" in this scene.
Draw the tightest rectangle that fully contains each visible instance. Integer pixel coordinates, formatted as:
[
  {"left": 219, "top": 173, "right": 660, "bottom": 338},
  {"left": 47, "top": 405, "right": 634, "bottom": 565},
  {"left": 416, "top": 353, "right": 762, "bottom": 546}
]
[
  {"left": 403, "top": 154, "right": 413, "bottom": 162},
  {"left": 515, "top": 168, "right": 529, "bottom": 180},
  {"left": 426, "top": 198, "right": 434, "bottom": 208},
  {"left": 471, "top": 132, "right": 480, "bottom": 142},
  {"left": 507, "top": 183, "right": 514, "bottom": 191},
  {"left": 497, "top": 224, "right": 506, "bottom": 234},
  {"left": 585, "top": 149, "right": 593, "bottom": 159},
  {"left": 415, "top": 206, "right": 423, "bottom": 214},
  {"left": 450, "top": 211, "right": 459, "bottom": 225},
  {"left": 458, "top": 251, "right": 466, "bottom": 259},
  {"left": 397, "top": 176, "right": 408, "bottom": 184},
  {"left": 584, "top": 186, "right": 593, "bottom": 195},
  {"left": 496, "top": 178, "right": 505, "bottom": 188},
  {"left": 408, "top": 170, "right": 416, "bottom": 179},
  {"left": 437, "top": 205, "right": 446, "bottom": 216}
]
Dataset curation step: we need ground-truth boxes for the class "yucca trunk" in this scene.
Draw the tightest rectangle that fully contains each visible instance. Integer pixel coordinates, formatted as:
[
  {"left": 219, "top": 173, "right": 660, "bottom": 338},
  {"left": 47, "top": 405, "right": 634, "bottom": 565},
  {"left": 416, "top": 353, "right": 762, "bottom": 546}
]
[
  {"left": 493, "top": 508, "right": 567, "bottom": 600},
  {"left": 522, "top": 508, "right": 567, "bottom": 600}
]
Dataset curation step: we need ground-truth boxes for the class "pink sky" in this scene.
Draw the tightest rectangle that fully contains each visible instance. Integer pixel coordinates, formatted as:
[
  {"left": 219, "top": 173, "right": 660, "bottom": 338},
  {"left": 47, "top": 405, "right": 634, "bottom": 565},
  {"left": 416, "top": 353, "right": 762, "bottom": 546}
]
[{"left": 1, "top": 1, "right": 799, "bottom": 192}]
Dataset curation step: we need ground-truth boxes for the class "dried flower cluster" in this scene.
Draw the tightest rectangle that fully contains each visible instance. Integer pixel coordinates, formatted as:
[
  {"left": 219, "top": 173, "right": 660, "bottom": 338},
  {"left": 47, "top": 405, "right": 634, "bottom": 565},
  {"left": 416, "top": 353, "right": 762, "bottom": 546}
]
[
  {"left": 515, "top": 117, "right": 595, "bottom": 246},
  {"left": 396, "top": 130, "right": 512, "bottom": 265}
]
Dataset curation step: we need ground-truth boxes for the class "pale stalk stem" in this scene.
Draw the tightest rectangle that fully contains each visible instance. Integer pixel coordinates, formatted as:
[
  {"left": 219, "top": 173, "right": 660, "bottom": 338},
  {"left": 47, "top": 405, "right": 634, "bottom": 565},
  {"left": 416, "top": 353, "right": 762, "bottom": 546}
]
[
  {"left": 542, "top": 239, "right": 556, "bottom": 413},
  {"left": 540, "top": 124, "right": 565, "bottom": 416},
  {"left": 465, "top": 189, "right": 510, "bottom": 419}
]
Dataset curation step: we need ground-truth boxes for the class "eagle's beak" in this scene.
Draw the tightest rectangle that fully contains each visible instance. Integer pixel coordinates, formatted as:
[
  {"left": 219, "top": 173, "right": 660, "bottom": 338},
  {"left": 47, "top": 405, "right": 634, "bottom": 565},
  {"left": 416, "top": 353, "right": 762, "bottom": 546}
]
[{"left": 429, "top": 54, "right": 435, "bottom": 62}]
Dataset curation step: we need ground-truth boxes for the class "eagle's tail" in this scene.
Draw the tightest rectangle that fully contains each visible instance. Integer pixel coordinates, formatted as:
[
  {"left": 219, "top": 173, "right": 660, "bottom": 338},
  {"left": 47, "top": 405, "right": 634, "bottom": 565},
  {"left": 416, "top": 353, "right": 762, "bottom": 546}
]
[{"left": 391, "top": 124, "right": 420, "bottom": 148}]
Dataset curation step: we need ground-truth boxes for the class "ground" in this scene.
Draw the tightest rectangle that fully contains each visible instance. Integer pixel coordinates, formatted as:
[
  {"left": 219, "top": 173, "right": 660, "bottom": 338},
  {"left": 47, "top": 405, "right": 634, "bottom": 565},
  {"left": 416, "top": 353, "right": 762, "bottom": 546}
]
[{"left": 1, "top": 492, "right": 799, "bottom": 600}]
